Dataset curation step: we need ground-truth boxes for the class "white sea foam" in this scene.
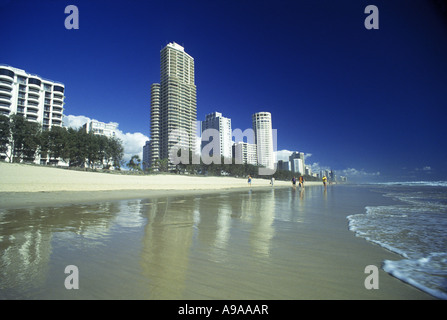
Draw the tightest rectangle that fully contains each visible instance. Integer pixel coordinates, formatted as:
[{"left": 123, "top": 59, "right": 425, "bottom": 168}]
[
  {"left": 347, "top": 184, "right": 447, "bottom": 299},
  {"left": 383, "top": 253, "right": 447, "bottom": 300}
]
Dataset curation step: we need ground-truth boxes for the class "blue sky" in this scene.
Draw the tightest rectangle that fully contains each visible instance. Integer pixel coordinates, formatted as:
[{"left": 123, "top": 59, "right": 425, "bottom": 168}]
[{"left": 1, "top": 0, "right": 446, "bottom": 181}]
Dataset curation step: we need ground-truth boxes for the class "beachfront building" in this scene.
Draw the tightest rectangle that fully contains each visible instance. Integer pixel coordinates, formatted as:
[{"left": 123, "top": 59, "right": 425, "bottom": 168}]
[
  {"left": 232, "top": 141, "right": 257, "bottom": 165},
  {"left": 83, "top": 119, "right": 118, "bottom": 138},
  {"left": 201, "top": 112, "right": 232, "bottom": 160},
  {"left": 149, "top": 42, "right": 197, "bottom": 169},
  {"left": 290, "top": 151, "right": 305, "bottom": 175},
  {"left": 277, "top": 160, "right": 290, "bottom": 171},
  {"left": 0, "top": 65, "right": 65, "bottom": 130},
  {"left": 142, "top": 140, "right": 150, "bottom": 171},
  {"left": 252, "top": 112, "right": 275, "bottom": 170},
  {"left": 0, "top": 65, "right": 65, "bottom": 163}
]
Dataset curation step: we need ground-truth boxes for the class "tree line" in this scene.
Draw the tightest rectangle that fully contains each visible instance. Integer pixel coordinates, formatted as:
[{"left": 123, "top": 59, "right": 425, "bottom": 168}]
[
  {"left": 143, "top": 149, "right": 319, "bottom": 182},
  {"left": 0, "top": 114, "right": 124, "bottom": 168}
]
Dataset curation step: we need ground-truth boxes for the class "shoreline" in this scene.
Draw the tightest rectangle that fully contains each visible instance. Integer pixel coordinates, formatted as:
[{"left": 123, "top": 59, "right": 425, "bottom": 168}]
[
  {"left": 0, "top": 163, "right": 437, "bottom": 299},
  {"left": 0, "top": 162, "right": 324, "bottom": 209}
]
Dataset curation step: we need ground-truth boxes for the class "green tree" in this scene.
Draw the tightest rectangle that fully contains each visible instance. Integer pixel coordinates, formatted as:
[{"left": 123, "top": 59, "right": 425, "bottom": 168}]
[
  {"left": 127, "top": 154, "right": 142, "bottom": 171},
  {"left": 9, "top": 114, "right": 41, "bottom": 163},
  {"left": 0, "top": 115, "right": 11, "bottom": 161}
]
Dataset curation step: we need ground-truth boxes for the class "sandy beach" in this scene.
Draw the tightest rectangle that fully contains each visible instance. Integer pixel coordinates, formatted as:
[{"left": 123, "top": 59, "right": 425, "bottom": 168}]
[
  {"left": 0, "top": 162, "right": 436, "bottom": 300},
  {"left": 0, "top": 162, "right": 321, "bottom": 208}
]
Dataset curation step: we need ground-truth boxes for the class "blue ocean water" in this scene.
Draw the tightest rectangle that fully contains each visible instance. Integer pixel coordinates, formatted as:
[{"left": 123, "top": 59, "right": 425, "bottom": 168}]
[{"left": 348, "top": 182, "right": 447, "bottom": 299}]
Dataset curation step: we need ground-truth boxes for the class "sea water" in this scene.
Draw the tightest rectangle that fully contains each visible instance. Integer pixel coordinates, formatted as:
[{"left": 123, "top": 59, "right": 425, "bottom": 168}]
[{"left": 348, "top": 182, "right": 447, "bottom": 300}]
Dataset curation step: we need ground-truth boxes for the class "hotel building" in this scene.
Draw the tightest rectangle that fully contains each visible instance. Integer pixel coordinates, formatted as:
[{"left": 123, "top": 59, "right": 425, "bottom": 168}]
[
  {"left": 252, "top": 112, "right": 275, "bottom": 170},
  {"left": 232, "top": 141, "right": 257, "bottom": 166},
  {"left": 201, "top": 112, "right": 232, "bottom": 159},
  {"left": 0, "top": 65, "right": 65, "bottom": 130},
  {"left": 149, "top": 42, "right": 197, "bottom": 168},
  {"left": 0, "top": 65, "right": 65, "bottom": 163}
]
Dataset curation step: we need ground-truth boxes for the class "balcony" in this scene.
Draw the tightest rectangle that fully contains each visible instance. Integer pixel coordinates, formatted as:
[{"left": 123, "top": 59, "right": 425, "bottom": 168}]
[
  {"left": 27, "top": 105, "right": 39, "bottom": 114},
  {"left": 52, "top": 107, "right": 63, "bottom": 113},
  {"left": 0, "top": 104, "right": 10, "bottom": 113},
  {"left": 28, "top": 93, "right": 40, "bottom": 102},
  {"left": 53, "top": 93, "right": 64, "bottom": 101},
  {"left": 26, "top": 115, "right": 38, "bottom": 122},
  {"left": 0, "top": 95, "right": 11, "bottom": 104}
]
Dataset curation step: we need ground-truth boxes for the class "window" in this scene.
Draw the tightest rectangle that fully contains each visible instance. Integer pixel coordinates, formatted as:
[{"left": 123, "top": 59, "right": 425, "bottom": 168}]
[
  {"left": 0, "top": 68, "right": 14, "bottom": 78},
  {"left": 17, "top": 76, "right": 27, "bottom": 84},
  {"left": 28, "top": 78, "right": 41, "bottom": 86},
  {"left": 53, "top": 85, "right": 64, "bottom": 93}
]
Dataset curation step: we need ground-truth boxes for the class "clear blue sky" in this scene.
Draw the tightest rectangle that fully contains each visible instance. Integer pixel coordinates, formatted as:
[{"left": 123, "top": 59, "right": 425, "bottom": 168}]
[{"left": 1, "top": 0, "right": 446, "bottom": 181}]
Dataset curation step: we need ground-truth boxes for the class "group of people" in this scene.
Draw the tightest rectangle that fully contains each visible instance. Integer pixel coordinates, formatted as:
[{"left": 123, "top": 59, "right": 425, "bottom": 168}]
[
  {"left": 291, "top": 176, "right": 305, "bottom": 188},
  {"left": 247, "top": 175, "right": 328, "bottom": 187}
]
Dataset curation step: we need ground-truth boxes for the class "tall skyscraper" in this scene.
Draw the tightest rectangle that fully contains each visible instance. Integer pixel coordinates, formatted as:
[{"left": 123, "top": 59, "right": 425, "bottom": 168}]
[
  {"left": 201, "top": 112, "right": 232, "bottom": 159},
  {"left": 149, "top": 42, "right": 197, "bottom": 168},
  {"left": 252, "top": 112, "right": 275, "bottom": 170}
]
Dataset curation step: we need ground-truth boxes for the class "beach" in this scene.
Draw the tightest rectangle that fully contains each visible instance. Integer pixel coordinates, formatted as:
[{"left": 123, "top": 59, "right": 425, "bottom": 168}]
[
  {"left": 0, "top": 162, "right": 437, "bottom": 300},
  {"left": 0, "top": 162, "right": 320, "bottom": 208}
]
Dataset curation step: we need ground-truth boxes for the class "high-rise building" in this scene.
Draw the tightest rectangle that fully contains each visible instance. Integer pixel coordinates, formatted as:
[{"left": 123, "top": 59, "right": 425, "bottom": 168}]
[
  {"left": 201, "top": 112, "right": 232, "bottom": 159},
  {"left": 232, "top": 141, "right": 257, "bottom": 166},
  {"left": 0, "top": 65, "right": 65, "bottom": 163},
  {"left": 149, "top": 42, "right": 197, "bottom": 168},
  {"left": 252, "top": 112, "right": 274, "bottom": 170},
  {"left": 289, "top": 151, "right": 305, "bottom": 174},
  {"left": 0, "top": 65, "right": 65, "bottom": 130},
  {"left": 142, "top": 140, "right": 150, "bottom": 171}
]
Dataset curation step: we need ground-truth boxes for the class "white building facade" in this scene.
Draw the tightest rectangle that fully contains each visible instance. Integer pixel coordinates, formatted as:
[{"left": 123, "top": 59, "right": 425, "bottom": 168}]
[
  {"left": 0, "top": 65, "right": 65, "bottom": 129},
  {"left": 0, "top": 65, "right": 65, "bottom": 163},
  {"left": 252, "top": 112, "right": 275, "bottom": 170},
  {"left": 232, "top": 141, "right": 257, "bottom": 166},
  {"left": 83, "top": 120, "right": 118, "bottom": 138},
  {"left": 201, "top": 112, "right": 232, "bottom": 160},
  {"left": 149, "top": 42, "right": 197, "bottom": 168}
]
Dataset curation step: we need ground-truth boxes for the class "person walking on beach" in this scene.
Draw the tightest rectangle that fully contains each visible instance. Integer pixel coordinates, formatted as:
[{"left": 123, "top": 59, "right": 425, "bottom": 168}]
[
  {"left": 270, "top": 177, "right": 275, "bottom": 187},
  {"left": 292, "top": 176, "right": 296, "bottom": 188},
  {"left": 248, "top": 175, "right": 252, "bottom": 186},
  {"left": 299, "top": 175, "right": 304, "bottom": 188},
  {"left": 322, "top": 176, "right": 327, "bottom": 187}
]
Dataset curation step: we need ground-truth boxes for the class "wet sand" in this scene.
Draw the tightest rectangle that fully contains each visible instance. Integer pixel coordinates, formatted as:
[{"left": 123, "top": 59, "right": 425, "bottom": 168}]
[{"left": 0, "top": 183, "right": 436, "bottom": 300}]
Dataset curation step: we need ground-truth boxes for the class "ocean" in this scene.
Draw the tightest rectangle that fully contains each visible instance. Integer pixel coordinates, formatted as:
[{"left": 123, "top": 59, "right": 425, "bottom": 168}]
[{"left": 348, "top": 182, "right": 447, "bottom": 300}]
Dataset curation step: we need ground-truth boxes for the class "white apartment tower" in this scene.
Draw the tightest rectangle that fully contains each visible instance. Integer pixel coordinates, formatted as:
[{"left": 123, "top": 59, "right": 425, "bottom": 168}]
[
  {"left": 149, "top": 42, "right": 197, "bottom": 168},
  {"left": 0, "top": 65, "right": 65, "bottom": 130},
  {"left": 201, "top": 112, "right": 232, "bottom": 159},
  {"left": 252, "top": 112, "right": 275, "bottom": 170},
  {"left": 232, "top": 141, "right": 257, "bottom": 166}
]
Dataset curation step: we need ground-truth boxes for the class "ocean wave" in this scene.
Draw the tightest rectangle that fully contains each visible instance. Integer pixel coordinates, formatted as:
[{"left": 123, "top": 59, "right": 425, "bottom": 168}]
[
  {"left": 347, "top": 187, "right": 447, "bottom": 300},
  {"left": 373, "top": 181, "right": 447, "bottom": 187},
  {"left": 383, "top": 253, "right": 447, "bottom": 300}
]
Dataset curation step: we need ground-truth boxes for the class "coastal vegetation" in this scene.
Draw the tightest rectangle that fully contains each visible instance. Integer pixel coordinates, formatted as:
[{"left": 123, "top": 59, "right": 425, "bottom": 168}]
[{"left": 0, "top": 114, "right": 124, "bottom": 168}]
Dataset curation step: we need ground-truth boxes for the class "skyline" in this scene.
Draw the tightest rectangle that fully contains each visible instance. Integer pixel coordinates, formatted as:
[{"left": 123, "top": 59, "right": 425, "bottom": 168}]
[{"left": 1, "top": 0, "right": 446, "bottom": 181}]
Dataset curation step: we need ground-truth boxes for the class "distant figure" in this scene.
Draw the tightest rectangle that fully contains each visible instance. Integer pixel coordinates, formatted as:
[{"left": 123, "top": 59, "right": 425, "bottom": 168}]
[
  {"left": 248, "top": 175, "right": 252, "bottom": 186},
  {"left": 270, "top": 177, "right": 275, "bottom": 187},
  {"left": 323, "top": 176, "right": 327, "bottom": 187},
  {"left": 292, "top": 176, "right": 296, "bottom": 188},
  {"left": 299, "top": 176, "right": 304, "bottom": 188}
]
